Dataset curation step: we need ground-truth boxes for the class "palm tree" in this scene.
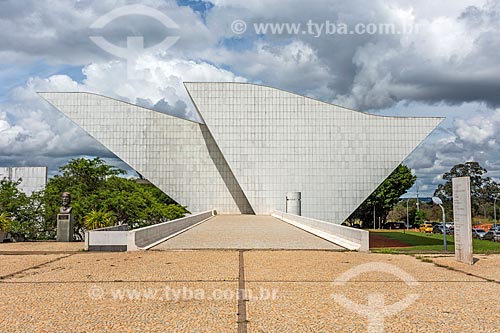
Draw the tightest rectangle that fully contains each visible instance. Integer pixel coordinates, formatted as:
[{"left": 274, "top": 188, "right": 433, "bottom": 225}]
[
  {"left": 84, "top": 210, "right": 116, "bottom": 230},
  {"left": 0, "top": 212, "right": 11, "bottom": 232}
]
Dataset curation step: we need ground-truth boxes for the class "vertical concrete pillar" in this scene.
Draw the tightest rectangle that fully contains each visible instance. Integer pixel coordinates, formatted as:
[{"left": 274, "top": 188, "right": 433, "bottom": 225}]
[
  {"left": 56, "top": 213, "right": 74, "bottom": 242},
  {"left": 286, "top": 192, "right": 301, "bottom": 216}
]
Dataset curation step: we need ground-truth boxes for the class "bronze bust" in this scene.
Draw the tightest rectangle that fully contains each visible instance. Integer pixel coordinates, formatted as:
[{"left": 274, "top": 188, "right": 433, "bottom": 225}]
[{"left": 60, "top": 192, "right": 73, "bottom": 214}]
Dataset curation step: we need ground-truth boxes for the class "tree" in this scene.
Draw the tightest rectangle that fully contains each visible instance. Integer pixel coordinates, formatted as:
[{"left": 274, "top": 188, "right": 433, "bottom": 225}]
[
  {"left": 10, "top": 190, "right": 47, "bottom": 240},
  {"left": 0, "top": 212, "right": 11, "bottom": 232},
  {"left": 419, "top": 202, "right": 442, "bottom": 222},
  {"left": 348, "top": 164, "right": 416, "bottom": 227},
  {"left": 0, "top": 180, "right": 45, "bottom": 239},
  {"left": 43, "top": 157, "right": 188, "bottom": 239},
  {"left": 84, "top": 210, "right": 116, "bottom": 230},
  {"left": 414, "top": 210, "right": 427, "bottom": 226},
  {"left": 433, "top": 161, "right": 500, "bottom": 218},
  {"left": 97, "top": 176, "right": 187, "bottom": 228},
  {"left": 0, "top": 179, "right": 28, "bottom": 218},
  {"left": 386, "top": 203, "right": 407, "bottom": 222},
  {"left": 42, "top": 158, "right": 125, "bottom": 238}
]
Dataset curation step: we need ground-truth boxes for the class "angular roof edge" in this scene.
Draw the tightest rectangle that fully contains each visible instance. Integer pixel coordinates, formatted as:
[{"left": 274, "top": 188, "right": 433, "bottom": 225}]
[{"left": 183, "top": 81, "right": 445, "bottom": 122}]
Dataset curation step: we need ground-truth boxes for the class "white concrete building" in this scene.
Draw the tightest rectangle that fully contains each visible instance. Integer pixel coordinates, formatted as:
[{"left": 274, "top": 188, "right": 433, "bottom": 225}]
[
  {"left": 0, "top": 167, "right": 48, "bottom": 195},
  {"left": 39, "top": 83, "right": 442, "bottom": 223}
]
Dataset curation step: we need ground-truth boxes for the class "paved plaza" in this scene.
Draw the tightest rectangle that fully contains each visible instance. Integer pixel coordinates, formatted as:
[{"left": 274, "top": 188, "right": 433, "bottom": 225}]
[
  {"left": 152, "top": 215, "right": 343, "bottom": 250},
  {"left": 0, "top": 244, "right": 499, "bottom": 332}
]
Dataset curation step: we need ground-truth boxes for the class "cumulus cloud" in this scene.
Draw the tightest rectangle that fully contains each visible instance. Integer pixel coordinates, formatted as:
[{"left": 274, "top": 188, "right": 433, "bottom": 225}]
[
  {"left": 202, "top": 40, "right": 331, "bottom": 98},
  {"left": 0, "top": 51, "right": 247, "bottom": 172},
  {"left": 80, "top": 55, "right": 246, "bottom": 121},
  {"left": 2, "top": 0, "right": 500, "bottom": 193},
  {"left": 3, "top": 0, "right": 500, "bottom": 108},
  {"left": 403, "top": 106, "right": 500, "bottom": 195},
  {"left": 0, "top": 0, "right": 215, "bottom": 64},
  {"left": 200, "top": 0, "right": 500, "bottom": 111},
  {"left": 336, "top": 0, "right": 500, "bottom": 109},
  {"left": 455, "top": 111, "right": 500, "bottom": 146}
]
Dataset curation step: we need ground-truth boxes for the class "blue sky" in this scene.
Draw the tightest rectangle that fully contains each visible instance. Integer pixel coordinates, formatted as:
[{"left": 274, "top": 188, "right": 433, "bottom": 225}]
[{"left": 1, "top": 0, "right": 500, "bottom": 197}]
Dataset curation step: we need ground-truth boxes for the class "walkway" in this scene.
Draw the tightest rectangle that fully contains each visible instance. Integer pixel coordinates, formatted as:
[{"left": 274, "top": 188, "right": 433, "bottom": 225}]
[
  {"left": 1, "top": 250, "right": 499, "bottom": 332},
  {"left": 152, "top": 215, "right": 343, "bottom": 250}
]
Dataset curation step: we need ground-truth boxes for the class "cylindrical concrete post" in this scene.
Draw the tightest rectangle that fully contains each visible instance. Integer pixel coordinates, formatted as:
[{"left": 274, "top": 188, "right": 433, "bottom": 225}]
[{"left": 286, "top": 192, "right": 301, "bottom": 216}]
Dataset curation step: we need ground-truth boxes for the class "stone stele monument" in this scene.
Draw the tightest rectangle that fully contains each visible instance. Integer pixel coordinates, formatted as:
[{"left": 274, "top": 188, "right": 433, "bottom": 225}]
[{"left": 56, "top": 192, "right": 74, "bottom": 242}]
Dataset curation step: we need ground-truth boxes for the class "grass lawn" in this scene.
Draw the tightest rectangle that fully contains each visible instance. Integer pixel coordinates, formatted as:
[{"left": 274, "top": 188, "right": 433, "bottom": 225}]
[{"left": 370, "top": 230, "right": 500, "bottom": 254}]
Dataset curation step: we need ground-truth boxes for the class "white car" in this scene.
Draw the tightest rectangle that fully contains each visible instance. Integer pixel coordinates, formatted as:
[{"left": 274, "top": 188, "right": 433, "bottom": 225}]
[
  {"left": 483, "top": 230, "right": 500, "bottom": 242},
  {"left": 472, "top": 228, "right": 486, "bottom": 239}
]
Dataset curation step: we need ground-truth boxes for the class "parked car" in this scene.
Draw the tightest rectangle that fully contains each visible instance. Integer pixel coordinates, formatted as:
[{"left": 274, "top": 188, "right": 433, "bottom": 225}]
[
  {"left": 433, "top": 225, "right": 453, "bottom": 235},
  {"left": 420, "top": 223, "right": 434, "bottom": 233},
  {"left": 483, "top": 230, "right": 500, "bottom": 242},
  {"left": 384, "top": 222, "right": 406, "bottom": 229},
  {"left": 472, "top": 228, "right": 486, "bottom": 240}
]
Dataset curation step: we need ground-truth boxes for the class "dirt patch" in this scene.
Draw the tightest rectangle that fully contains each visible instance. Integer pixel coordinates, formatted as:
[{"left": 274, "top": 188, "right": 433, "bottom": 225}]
[{"left": 369, "top": 232, "right": 411, "bottom": 248}]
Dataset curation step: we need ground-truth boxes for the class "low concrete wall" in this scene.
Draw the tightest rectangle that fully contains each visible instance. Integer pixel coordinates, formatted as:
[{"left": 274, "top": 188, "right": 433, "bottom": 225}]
[
  {"left": 272, "top": 211, "right": 369, "bottom": 252},
  {"left": 127, "top": 210, "right": 216, "bottom": 251},
  {"left": 85, "top": 211, "right": 215, "bottom": 252},
  {"left": 84, "top": 224, "right": 129, "bottom": 251}
]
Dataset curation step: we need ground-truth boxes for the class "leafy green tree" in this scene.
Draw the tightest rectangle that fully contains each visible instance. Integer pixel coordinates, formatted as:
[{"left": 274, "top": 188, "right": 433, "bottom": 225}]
[
  {"left": 96, "top": 176, "right": 186, "bottom": 228},
  {"left": 10, "top": 190, "right": 47, "bottom": 239},
  {"left": 0, "top": 179, "right": 28, "bottom": 218},
  {"left": 43, "top": 157, "right": 188, "bottom": 238},
  {"left": 433, "top": 161, "right": 500, "bottom": 218},
  {"left": 59, "top": 157, "right": 124, "bottom": 192},
  {"left": 386, "top": 203, "right": 407, "bottom": 222},
  {"left": 387, "top": 200, "right": 444, "bottom": 226},
  {"left": 414, "top": 210, "right": 427, "bottom": 226},
  {"left": 42, "top": 158, "right": 126, "bottom": 238},
  {"left": 348, "top": 164, "right": 416, "bottom": 227},
  {"left": 0, "top": 180, "right": 46, "bottom": 239}
]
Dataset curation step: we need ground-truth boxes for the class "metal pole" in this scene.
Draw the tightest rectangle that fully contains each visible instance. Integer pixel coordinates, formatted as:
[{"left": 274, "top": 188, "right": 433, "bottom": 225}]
[
  {"left": 416, "top": 185, "right": 420, "bottom": 212},
  {"left": 406, "top": 199, "right": 409, "bottom": 232},
  {"left": 494, "top": 196, "right": 498, "bottom": 229},
  {"left": 440, "top": 204, "right": 447, "bottom": 251},
  {"left": 373, "top": 205, "right": 375, "bottom": 229}
]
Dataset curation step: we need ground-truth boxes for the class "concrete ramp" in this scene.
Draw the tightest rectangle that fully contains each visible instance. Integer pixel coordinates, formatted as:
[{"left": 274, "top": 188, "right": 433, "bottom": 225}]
[{"left": 151, "top": 215, "right": 343, "bottom": 250}]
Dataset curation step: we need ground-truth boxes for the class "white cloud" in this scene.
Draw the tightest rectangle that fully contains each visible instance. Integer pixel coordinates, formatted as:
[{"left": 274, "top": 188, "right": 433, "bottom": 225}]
[
  {"left": 454, "top": 110, "right": 500, "bottom": 145},
  {"left": 2, "top": 0, "right": 500, "bottom": 194},
  {"left": 80, "top": 55, "right": 247, "bottom": 120},
  {"left": 0, "top": 112, "right": 26, "bottom": 149},
  {"left": 202, "top": 40, "right": 331, "bottom": 98},
  {"left": 0, "top": 50, "right": 248, "bottom": 171}
]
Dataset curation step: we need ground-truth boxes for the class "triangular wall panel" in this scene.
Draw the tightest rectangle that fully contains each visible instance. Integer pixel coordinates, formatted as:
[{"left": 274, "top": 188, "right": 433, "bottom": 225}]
[{"left": 185, "top": 82, "right": 443, "bottom": 223}]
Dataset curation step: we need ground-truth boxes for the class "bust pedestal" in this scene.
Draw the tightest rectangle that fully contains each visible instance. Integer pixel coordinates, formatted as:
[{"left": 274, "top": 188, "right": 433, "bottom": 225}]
[{"left": 57, "top": 213, "right": 74, "bottom": 242}]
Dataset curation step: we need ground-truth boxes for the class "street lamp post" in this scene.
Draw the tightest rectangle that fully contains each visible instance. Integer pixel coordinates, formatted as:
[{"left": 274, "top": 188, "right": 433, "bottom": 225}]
[
  {"left": 494, "top": 195, "right": 499, "bottom": 229},
  {"left": 373, "top": 205, "right": 376, "bottom": 229},
  {"left": 416, "top": 184, "right": 420, "bottom": 212},
  {"left": 406, "top": 199, "right": 410, "bottom": 231},
  {"left": 432, "top": 197, "right": 447, "bottom": 251}
]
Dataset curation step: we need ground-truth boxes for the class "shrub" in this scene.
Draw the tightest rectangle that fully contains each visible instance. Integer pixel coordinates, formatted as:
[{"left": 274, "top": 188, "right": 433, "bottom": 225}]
[
  {"left": 84, "top": 210, "right": 116, "bottom": 230},
  {"left": 0, "top": 212, "right": 11, "bottom": 232}
]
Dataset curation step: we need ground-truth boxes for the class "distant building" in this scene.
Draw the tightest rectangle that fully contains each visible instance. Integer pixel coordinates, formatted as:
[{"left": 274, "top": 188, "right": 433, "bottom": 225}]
[{"left": 0, "top": 167, "right": 48, "bottom": 195}]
